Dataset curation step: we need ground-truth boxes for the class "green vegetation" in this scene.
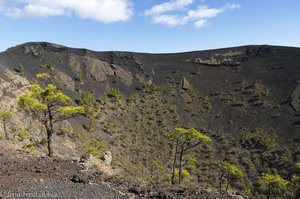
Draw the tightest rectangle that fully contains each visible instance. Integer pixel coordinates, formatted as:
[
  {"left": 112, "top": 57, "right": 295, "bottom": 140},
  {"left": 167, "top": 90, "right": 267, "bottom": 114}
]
[
  {"left": 84, "top": 82, "right": 300, "bottom": 197},
  {"left": 36, "top": 72, "right": 49, "bottom": 79},
  {"left": 169, "top": 127, "right": 212, "bottom": 184},
  {"left": 80, "top": 92, "right": 100, "bottom": 132},
  {"left": 240, "top": 130, "right": 277, "bottom": 151},
  {"left": 174, "top": 169, "right": 191, "bottom": 184},
  {"left": 0, "top": 111, "right": 14, "bottom": 139},
  {"left": 100, "top": 82, "right": 287, "bottom": 197},
  {"left": 150, "top": 84, "right": 161, "bottom": 92},
  {"left": 15, "top": 128, "right": 30, "bottom": 141},
  {"left": 252, "top": 80, "right": 270, "bottom": 102},
  {"left": 184, "top": 153, "right": 198, "bottom": 171},
  {"left": 108, "top": 88, "right": 122, "bottom": 101},
  {"left": 291, "top": 175, "right": 300, "bottom": 198},
  {"left": 291, "top": 163, "right": 300, "bottom": 198},
  {"left": 83, "top": 139, "right": 106, "bottom": 158},
  {"left": 3, "top": 66, "right": 297, "bottom": 199},
  {"left": 142, "top": 80, "right": 152, "bottom": 88},
  {"left": 18, "top": 73, "right": 84, "bottom": 157},
  {"left": 23, "top": 143, "right": 38, "bottom": 152},
  {"left": 220, "top": 161, "right": 244, "bottom": 190},
  {"left": 261, "top": 173, "right": 289, "bottom": 199},
  {"left": 80, "top": 92, "right": 100, "bottom": 115},
  {"left": 18, "top": 63, "right": 24, "bottom": 75},
  {"left": 149, "top": 160, "right": 165, "bottom": 181}
]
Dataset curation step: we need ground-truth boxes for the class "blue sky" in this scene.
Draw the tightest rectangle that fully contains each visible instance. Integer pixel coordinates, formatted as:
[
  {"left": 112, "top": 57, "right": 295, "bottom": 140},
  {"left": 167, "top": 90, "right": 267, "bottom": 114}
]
[{"left": 0, "top": 0, "right": 299, "bottom": 53}]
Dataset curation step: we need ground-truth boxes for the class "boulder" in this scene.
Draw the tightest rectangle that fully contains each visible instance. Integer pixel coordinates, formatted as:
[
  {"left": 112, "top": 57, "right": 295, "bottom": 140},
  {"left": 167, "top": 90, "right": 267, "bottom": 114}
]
[
  {"left": 181, "top": 92, "right": 193, "bottom": 104},
  {"left": 85, "top": 56, "right": 114, "bottom": 83},
  {"left": 70, "top": 175, "right": 87, "bottom": 184},
  {"left": 291, "top": 84, "right": 300, "bottom": 111},
  {"left": 24, "top": 45, "right": 42, "bottom": 56},
  {"left": 54, "top": 70, "right": 75, "bottom": 91},
  {"left": 182, "top": 77, "right": 191, "bottom": 91},
  {"left": 68, "top": 54, "right": 82, "bottom": 77},
  {"left": 103, "top": 151, "right": 112, "bottom": 165},
  {"left": 111, "top": 64, "right": 133, "bottom": 86}
]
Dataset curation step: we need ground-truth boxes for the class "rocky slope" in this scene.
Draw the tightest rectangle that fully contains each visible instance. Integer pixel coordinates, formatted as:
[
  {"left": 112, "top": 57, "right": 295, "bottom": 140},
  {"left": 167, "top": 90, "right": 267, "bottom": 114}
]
[
  {"left": 0, "top": 141, "right": 127, "bottom": 199},
  {"left": 1, "top": 43, "right": 300, "bottom": 138},
  {"left": 0, "top": 42, "right": 300, "bottom": 198}
]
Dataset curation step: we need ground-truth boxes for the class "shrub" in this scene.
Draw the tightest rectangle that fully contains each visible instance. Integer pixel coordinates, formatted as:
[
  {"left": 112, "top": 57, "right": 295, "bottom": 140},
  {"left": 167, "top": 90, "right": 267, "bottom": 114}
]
[
  {"left": 252, "top": 80, "right": 270, "bottom": 100},
  {"left": 108, "top": 88, "right": 122, "bottom": 101},
  {"left": 23, "top": 142, "right": 39, "bottom": 153},
  {"left": 17, "top": 128, "right": 30, "bottom": 140},
  {"left": 36, "top": 73, "right": 49, "bottom": 79},
  {"left": 18, "top": 63, "right": 24, "bottom": 74},
  {"left": 151, "top": 84, "right": 161, "bottom": 92},
  {"left": 83, "top": 139, "right": 106, "bottom": 158}
]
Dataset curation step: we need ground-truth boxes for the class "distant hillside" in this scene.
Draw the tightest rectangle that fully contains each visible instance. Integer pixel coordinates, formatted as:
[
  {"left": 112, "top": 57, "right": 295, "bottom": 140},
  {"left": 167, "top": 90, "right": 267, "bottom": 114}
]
[{"left": 0, "top": 42, "right": 299, "bottom": 198}]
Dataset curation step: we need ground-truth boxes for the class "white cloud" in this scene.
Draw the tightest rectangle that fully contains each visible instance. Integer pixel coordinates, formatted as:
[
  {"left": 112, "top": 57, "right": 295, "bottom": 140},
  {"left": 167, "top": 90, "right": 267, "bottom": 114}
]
[
  {"left": 145, "top": 0, "right": 194, "bottom": 16},
  {"left": 223, "top": 3, "right": 240, "bottom": 10},
  {"left": 1, "top": 0, "right": 133, "bottom": 23},
  {"left": 145, "top": 1, "right": 240, "bottom": 28},
  {"left": 152, "top": 14, "right": 188, "bottom": 26},
  {"left": 187, "top": 6, "right": 223, "bottom": 19},
  {"left": 194, "top": 19, "right": 206, "bottom": 29}
]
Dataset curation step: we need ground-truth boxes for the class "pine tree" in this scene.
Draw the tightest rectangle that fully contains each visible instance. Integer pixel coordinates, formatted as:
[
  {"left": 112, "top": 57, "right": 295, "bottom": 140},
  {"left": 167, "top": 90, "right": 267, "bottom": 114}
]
[
  {"left": 0, "top": 111, "right": 14, "bottom": 139},
  {"left": 169, "top": 127, "right": 212, "bottom": 184},
  {"left": 261, "top": 173, "right": 289, "bottom": 199},
  {"left": 220, "top": 161, "right": 244, "bottom": 190},
  {"left": 18, "top": 81, "right": 84, "bottom": 157}
]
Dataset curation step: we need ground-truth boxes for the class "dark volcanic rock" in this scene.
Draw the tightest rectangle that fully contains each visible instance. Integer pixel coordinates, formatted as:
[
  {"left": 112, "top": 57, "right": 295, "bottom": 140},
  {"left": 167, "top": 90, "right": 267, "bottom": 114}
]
[
  {"left": 112, "top": 64, "right": 133, "bottom": 86},
  {"left": 1, "top": 43, "right": 299, "bottom": 139},
  {"left": 0, "top": 148, "right": 126, "bottom": 199},
  {"left": 291, "top": 83, "right": 300, "bottom": 111},
  {"left": 0, "top": 42, "right": 300, "bottom": 199},
  {"left": 85, "top": 55, "right": 114, "bottom": 83},
  {"left": 70, "top": 175, "right": 87, "bottom": 184}
]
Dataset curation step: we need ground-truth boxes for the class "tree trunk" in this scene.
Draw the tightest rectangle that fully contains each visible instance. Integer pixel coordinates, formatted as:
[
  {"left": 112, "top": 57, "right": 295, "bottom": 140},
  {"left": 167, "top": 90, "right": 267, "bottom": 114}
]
[
  {"left": 46, "top": 107, "right": 54, "bottom": 157},
  {"left": 219, "top": 171, "right": 225, "bottom": 190},
  {"left": 171, "top": 139, "right": 179, "bottom": 185},
  {"left": 226, "top": 179, "right": 229, "bottom": 191},
  {"left": 46, "top": 124, "right": 53, "bottom": 157},
  {"left": 267, "top": 187, "right": 271, "bottom": 199},
  {"left": 178, "top": 145, "right": 184, "bottom": 184}
]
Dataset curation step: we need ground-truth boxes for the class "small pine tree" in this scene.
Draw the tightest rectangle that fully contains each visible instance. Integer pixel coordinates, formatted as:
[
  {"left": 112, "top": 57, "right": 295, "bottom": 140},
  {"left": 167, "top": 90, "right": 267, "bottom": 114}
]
[
  {"left": 220, "top": 161, "right": 244, "bottom": 190},
  {"left": 18, "top": 76, "right": 84, "bottom": 157},
  {"left": 169, "top": 127, "right": 212, "bottom": 184},
  {"left": 0, "top": 111, "right": 14, "bottom": 139},
  {"left": 261, "top": 173, "right": 289, "bottom": 199}
]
